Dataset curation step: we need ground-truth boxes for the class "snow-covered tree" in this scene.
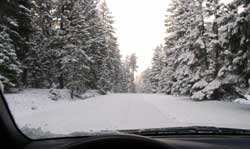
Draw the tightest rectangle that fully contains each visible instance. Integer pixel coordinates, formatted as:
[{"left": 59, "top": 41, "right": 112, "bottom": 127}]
[
  {"left": 15, "top": 0, "right": 33, "bottom": 87},
  {"left": 192, "top": 0, "right": 250, "bottom": 100},
  {"left": 0, "top": 0, "right": 127, "bottom": 94},
  {"left": 161, "top": 0, "right": 199, "bottom": 96},
  {"left": 59, "top": 0, "right": 100, "bottom": 96},
  {"left": 158, "top": 0, "right": 250, "bottom": 100},
  {"left": 49, "top": 83, "right": 61, "bottom": 101},
  {"left": 97, "top": 0, "right": 123, "bottom": 94},
  {"left": 0, "top": 29, "right": 22, "bottom": 88},
  {"left": 121, "top": 54, "right": 138, "bottom": 93},
  {"left": 27, "top": 0, "right": 56, "bottom": 88},
  {"left": 117, "top": 61, "right": 130, "bottom": 93},
  {"left": 138, "top": 69, "right": 153, "bottom": 93},
  {"left": 0, "top": 0, "right": 32, "bottom": 88},
  {"left": 150, "top": 45, "right": 164, "bottom": 93},
  {"left": 96, "top": 59, "right": 112, "bottom": 94},
  {"left": 128, "top": 54, "right": 138, "bottom": 93}
]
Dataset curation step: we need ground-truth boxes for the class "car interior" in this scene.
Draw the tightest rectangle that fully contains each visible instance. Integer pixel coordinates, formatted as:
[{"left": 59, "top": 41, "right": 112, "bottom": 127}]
[{"left": 1, "top": 0, "right": 250, "bottom": 148}]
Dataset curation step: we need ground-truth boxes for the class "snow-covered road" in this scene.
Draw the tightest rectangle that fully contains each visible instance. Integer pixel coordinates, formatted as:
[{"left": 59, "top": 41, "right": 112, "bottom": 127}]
[{"left": 5, "top": 92, "right": 250, "bottom": 135}]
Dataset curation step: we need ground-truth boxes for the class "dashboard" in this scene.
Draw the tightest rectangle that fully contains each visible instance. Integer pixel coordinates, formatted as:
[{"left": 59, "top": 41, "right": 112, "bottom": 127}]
[{"left": 23, "top": 134, "right": 250, "bottom": 149}]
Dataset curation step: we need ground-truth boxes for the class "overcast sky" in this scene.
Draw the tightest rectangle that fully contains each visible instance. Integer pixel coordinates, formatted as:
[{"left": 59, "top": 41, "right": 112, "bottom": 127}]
[
  {"left": 106, "top": 0, "right": 169, "bottom": 72},
  {"left": 106, "top": 0, "right": 232, "bottom": 73}
]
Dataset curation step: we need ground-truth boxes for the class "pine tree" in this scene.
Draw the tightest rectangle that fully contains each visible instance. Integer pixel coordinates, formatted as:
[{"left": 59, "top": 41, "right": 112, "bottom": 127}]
[
  {"left": 128, "top": 54, "right": 138, "bottom": 93},
  {"left": 27, "top": 0, "right": 56, "bottom": 88},
  {"left": 123, "top": 57, "right": 131, "bottom": 93},
  {"left": 162, "top": 0, "right": 217, "bottom": 97},
  {"left": 161, "top": 3, "right": 179, "bottom": 94},
  {"left": 0, "top": 29, "right": 22, "bottom": 88},
  {"left": 96, "top": 59, "right": 112, "bottom": 94},
  {"left": 204, "top": 0, "right": 222, "bottom": 79},
  {"left": 192, "top": 0, "right": 250, "bottom": 100},
  {"left": 97, "top": 0, "right": 122, "bottom": 93},
  {"left": 122, "top": 55, "right": 137, "bottom": 93},
  {"left": 0, "top": 0, "right": 128, "bottom": 94},
  {"left": 150, "top": 45, "right": 164, "bottom": 93},
  {"left": 15, "top": 0, "right": 33, "bottom": 87},
  {"left": 140, "top": 69, "right": 153, "bottom": 93},
  {"left": 0, "top": 0, "right": 30, "bottom": 89},
  {"left": 114, "top": 60, "right": 130, "bottom": 93},
  {"left": 160, "top": 0, "right": 250, "bottom": 100},
  {"left": 162, "top": 0, "right": 198, "bottom": 95},
  {"left": 60, "top": 0, "right": 97, "bottom": 96},
  {"left": 191, "top": 0, "right": 225, "bottom": 100}
]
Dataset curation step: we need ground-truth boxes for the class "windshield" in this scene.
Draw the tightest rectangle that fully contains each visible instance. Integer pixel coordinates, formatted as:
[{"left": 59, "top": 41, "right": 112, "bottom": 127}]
[{"left": 1, "top": 0, "right": 250, "bottom": 139}]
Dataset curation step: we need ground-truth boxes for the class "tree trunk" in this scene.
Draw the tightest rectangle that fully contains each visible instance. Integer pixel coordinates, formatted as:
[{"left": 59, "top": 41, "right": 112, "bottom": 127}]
[
  {"left": 21, "top": 69, "right": 28, "bottom": 88},
  {"left": 70, "top": 89, "right": 74, "bottom": 99},
  {"left": 58, "top": 74, "right": 64, "bottom": 89}
]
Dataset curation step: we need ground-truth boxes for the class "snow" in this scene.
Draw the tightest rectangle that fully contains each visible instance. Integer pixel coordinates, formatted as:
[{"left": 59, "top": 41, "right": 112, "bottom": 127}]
[
  {"left": 191, "top": 91, "right": 205, "bottom": 101},
  {"left": 4, "top": 89, "right": 99, "bottom": 115},
  {"left": 220, "top": 0, "right": 234, "bottom": 5},
  {"left": 4, "top": 91, "right": 250, "bottom": 139},
  {"left": 196, "top": 38, "right": 205, "bottom": 49},
  {"left": 19, "top": 4, "right": 31, "bottom": 13},
  {"left": 238, "top": 5, "right": 245, "bottom": 14},
  {"left": 79, "top": 90, "right": 100, "bottom": 99},
  {"left": 204, "top": 15, "right": 215, "bottom": 23},
  {"left": 7, "top": 18, "right": 18, "bottom": 27},
  {"left": 203, "top": 79, "right": 221, "bottom": 94},
  {"left": 234, "top": 98, "right": 250, "bottom": 105},
  {"left": 246, "top": 95, "right": 250, "bottom": 100},
  {"left": 234, "top": 95, "right": 250, "bottom": 105},
  {"left": 192, "top": 79, "right": 208, "bottom": 90},
  {"left": 0, "top": 74, "right": 5, "bottom": 79}
]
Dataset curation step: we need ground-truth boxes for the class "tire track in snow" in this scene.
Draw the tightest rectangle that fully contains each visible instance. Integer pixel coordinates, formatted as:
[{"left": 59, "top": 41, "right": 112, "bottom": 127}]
[{"left": 141, "top": 94, "right": 182, "bottom": 125}]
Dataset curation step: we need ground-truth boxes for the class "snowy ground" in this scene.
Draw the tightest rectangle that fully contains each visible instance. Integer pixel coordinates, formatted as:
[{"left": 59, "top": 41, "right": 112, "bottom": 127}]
[{"left": 4, "top": 89, "right": 250, "bottom": 139}]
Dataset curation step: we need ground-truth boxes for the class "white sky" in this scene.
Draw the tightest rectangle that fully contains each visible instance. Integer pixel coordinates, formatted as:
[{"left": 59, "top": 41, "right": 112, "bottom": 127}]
[
  {"left": 106, "top": 0, "right": 170, "bottom": 72},
  {"left": 106, "top": 0, "right": 232, "bottom": 73}
]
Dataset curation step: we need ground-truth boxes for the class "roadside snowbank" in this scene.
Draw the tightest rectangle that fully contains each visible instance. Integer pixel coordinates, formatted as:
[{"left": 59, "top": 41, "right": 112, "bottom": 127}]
[
  {"left": 234, "top": 95, "right": 250, "bottom": 105},
  {"left": 78, "top": 90, "right": 100, "bottom": 99},
  {"left": 4, "top": 89, "right": 100, "bottom": 116}
]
